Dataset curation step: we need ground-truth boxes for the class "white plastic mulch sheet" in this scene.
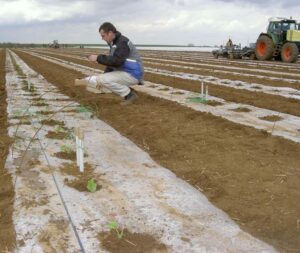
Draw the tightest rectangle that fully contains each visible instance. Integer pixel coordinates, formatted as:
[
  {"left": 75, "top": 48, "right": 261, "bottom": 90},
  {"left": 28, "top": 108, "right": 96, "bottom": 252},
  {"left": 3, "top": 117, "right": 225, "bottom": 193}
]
[{"left": 3, "top": 52, "right": 279, "bottom": 253}]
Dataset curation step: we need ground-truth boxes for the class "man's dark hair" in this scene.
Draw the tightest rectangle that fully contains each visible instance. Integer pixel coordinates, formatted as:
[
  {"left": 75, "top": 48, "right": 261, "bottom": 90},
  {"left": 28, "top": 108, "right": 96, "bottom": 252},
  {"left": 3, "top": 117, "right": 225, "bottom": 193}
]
[{"left": 99, "top": 22, "right": 117, "bottom": 33}]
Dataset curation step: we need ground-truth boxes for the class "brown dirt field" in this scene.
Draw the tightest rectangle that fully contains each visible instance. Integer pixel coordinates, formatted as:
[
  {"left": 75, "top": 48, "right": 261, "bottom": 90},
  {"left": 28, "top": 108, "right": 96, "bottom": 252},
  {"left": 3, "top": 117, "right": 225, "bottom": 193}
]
[
  {"left": 138, "top": 51, "right": 300, "bottom": 72},
  {"left": 99, "top": 229, "right": 168, "bottom": 253},
  {"left": 0, "top": 50, "right": 16, "bottom": 250},
  {"left": 144, "top": 61, "right": 300, "bottom": 90},
  {"left": 12, "top": 50, "right": 300, "bottom": 252},
  {"left": 70, "top": 48, "right": 300, "bottom": 74},
  {"left": 30, "top": 50, "right": 300, "bottom": 117},
  {"left": 144, "top": 58, "right": 300, "bottom": 81},
  {"left": 33, "top": 49, "right": 300, "bottom": 89}
]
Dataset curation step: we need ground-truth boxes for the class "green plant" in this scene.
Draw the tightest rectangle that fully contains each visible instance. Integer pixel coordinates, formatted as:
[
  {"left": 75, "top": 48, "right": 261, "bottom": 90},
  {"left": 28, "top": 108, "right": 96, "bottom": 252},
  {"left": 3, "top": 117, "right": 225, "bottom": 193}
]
[
  {"left": 66, "top": 131, "right": 75, "bottom": 140},
  {"left": 60, "top": 144, "right": 73, "bottom": 154},
  {"left": 54, "top": 125, "right": 65, "bottom": 133},
  {"left": 187, "top": 96, "right": 208, "bottom": 104},
  {"left": 76, "top": 106, "right": 93, "bottom": 118},
  {"left": 87, "top": 179, "right": 97, "bottom": 192},
  {"left": 76, "top": 106, "right": 92, "bottom": 113},
  {"left": 107, "top": 220, "right": 124, "bottom": 239}
]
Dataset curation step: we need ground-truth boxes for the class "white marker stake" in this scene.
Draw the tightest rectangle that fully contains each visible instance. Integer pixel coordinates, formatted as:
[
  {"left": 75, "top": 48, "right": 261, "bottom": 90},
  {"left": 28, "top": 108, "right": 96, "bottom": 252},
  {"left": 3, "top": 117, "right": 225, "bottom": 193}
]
[
  {"left": 75, "top": 128, "right": 80, "bottom": 167},
  {"left": 201, "top": 82, "right": 204, "bottom": 99},
  {"left": 79, "top": 138, "right": 84, "bottom": 172},
  {"left": 75, "top": 128, "right": 85, "bottom": 172}
]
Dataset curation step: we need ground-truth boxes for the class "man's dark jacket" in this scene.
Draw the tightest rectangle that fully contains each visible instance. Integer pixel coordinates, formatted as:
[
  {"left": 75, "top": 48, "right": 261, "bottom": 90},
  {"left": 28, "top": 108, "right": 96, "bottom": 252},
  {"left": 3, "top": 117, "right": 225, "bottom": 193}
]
[{"left": 96, "top": 31, "right": 143, "bottom": 81}]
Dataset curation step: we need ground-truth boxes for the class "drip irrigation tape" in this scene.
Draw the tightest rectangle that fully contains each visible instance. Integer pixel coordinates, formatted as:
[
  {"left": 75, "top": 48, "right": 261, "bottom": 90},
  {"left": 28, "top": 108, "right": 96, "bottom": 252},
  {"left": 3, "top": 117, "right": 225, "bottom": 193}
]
[{"left": 36, "top": 121, "right": 86, "bottom": 253}]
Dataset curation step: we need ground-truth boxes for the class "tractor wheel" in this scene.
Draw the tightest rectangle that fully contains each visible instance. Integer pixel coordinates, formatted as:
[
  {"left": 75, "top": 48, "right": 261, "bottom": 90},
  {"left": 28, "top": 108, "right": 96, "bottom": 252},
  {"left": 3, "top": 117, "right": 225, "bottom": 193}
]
[
  {"left": 255, "top": 35, "right": 274, "bottom": 60},
  {"left": 281, "top": 43, "right": 298, "bottom": 63}
]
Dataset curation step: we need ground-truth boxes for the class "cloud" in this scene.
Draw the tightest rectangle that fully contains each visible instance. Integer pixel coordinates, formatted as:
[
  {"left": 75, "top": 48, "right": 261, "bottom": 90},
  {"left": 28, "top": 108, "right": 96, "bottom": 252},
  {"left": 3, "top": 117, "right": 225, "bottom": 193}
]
[
  {"left": 0, "top": 0, "right": 299, "bottom": 45},
  {"left": 0, "top": 0, "right": 92, "bottom": 24}
]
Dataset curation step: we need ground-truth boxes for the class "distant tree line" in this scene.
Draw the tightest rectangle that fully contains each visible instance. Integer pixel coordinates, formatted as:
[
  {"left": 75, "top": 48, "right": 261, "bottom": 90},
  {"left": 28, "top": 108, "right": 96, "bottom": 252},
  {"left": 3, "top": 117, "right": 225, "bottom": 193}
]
[
  {"left": 0, "top": 43, "right": 70, "bottom": 48},
  {"left": 0, "top": 43, "right": 43, "bottom": 48}
]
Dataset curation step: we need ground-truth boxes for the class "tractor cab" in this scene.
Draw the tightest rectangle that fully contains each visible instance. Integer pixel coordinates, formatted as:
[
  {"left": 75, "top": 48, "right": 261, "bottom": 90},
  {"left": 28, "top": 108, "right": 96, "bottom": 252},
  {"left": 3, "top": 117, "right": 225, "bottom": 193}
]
[{"left": 267, "top": 18, "right": 298, "bottom": 45}]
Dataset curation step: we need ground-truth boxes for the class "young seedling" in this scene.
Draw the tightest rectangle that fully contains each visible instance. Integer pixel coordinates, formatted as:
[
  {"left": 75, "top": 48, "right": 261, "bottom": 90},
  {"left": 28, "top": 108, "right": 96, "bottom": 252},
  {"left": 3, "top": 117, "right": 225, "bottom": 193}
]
[
  {"left": 87, "top": 179, "right": 97, "bottom": 192},
  {"left": 76, "top": 106, "right": 92, "bottom": 113},
  {"left": 107, "top": 220, "right": 124, "bottom": 239},
  {"left": 54, "top": 125, "right": 65, "bottom": 133},
  {"left": 66, "top": 131, "right": 75, "bottom": 140},
  {"left": 76, "top": 106, "right": 93, "bottom": 118},
  {"left": 107, "top": 220, "right": 137, "bottom": 246},
  {"left": 60, "top": 144, "right": 73, "bottom": 154},
  {"left": 54, "top": 126, "right": 74, "bottom": 140}
]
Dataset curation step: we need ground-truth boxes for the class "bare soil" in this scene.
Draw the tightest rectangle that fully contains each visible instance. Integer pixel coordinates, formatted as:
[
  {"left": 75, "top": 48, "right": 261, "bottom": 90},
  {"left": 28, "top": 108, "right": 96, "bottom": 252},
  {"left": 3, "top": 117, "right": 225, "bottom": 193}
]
[
  {"left": 46, "top": 130, "right": 69, "bottom": 139},
  {"left": 260, "top": 115, "right": 283, "bottom": 122},
  {"left": 8, "top": 49, "right": 300, "bottom": 252},
  {"left": 41, "top": 119, "right": 64, "bottom": 126},
  {"left": 54, "top": 151, "right": 76, "bottom": 161},
  {"left": 34, "top": 50, "right": 300, "bottom": 117},
  {"left": 61, "top": 163, "right": 102, "bottom": 192},
  {"left": 39, "top": 50, "right": 300, "bottom": 86},
  {"left": 145, "top": 61, "right": 300, "bottom": 90},
  {"left": 145, "top": 59, "right": 300, "bottom": 88},
  {"left": 0, "top": 49, "right": 16, "bottom": 251},
  {"left": 99, "top": 229, "right": 168, "bottom": 253},
  {"left": 231, "top": 107, "right": 252, "bottom": 112},
  {"left": 144, "top": 73, "right": 300, "bottom": 117}
]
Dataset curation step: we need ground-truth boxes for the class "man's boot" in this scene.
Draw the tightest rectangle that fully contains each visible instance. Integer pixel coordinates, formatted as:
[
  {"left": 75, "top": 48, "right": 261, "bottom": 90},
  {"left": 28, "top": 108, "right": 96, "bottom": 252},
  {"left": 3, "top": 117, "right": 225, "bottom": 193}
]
[{"left": 120, "top": 89, "right": 138, "bottom": 105}]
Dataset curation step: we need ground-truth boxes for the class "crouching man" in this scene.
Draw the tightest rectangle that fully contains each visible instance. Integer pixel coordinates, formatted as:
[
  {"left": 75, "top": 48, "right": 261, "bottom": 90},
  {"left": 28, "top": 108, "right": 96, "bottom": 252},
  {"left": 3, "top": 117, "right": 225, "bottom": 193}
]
[{"left": 75, "top": 22, "right": 144, "bottom": 105}]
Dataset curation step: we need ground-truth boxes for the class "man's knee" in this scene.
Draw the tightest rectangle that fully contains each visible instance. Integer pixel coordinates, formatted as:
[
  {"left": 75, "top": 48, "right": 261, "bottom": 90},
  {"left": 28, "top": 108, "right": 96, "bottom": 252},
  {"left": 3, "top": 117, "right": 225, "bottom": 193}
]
[
  {"left": 97, "top": 74, "right": 114, "bottom": 86},
  {"left": 96, "top": 75, "right": 104, "bottom": 85},
  {"left": 94, "top": 75, "right": 107, "bottom": 90}
]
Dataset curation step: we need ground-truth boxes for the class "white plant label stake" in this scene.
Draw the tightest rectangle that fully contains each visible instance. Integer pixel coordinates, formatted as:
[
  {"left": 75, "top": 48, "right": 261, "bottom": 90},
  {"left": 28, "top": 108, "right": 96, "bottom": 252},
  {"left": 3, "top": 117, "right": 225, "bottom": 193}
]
[
  {"left": 75, "top": 128, "right": 84, "bottom": 172},
  {"left": 28, "top": 80, "right": 31, "bottom": 91},
  {"left": 205, "top": 84, "right": 208, "bottom": 100},
  {"left": 201, "top": 82, "right": 209, "bottom": 101}
]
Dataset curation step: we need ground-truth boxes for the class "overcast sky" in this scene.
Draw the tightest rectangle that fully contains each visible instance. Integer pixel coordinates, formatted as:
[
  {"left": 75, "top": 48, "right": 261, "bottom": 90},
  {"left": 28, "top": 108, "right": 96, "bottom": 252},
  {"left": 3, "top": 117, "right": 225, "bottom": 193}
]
[{"left": 0, "top": 0, "right": 299, "bottom": 46}]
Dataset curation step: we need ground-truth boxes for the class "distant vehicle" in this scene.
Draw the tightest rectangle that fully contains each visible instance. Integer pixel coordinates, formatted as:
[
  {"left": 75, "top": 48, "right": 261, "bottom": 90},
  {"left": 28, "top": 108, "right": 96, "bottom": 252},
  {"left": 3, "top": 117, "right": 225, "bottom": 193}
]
[
  {"left": 212, "top": 17, "right": 300, "bottom": 63},
  {"left": 255, "top": 17, "right": 300, "bottom": 63},
  {"left": 212, "top": 40, "right": 256, "bottom": 60},
  {"left": 49, "top": 40, "right": 60, "bottom": 49}
]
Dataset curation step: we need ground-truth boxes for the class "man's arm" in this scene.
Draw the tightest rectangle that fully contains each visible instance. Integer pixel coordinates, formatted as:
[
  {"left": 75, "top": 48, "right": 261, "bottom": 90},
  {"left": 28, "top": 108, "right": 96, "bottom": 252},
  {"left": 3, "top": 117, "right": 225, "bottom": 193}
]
[
  {"left": 88, "top": 40, "right": 130, "bottom": 67},
  {"left": 87, "top": 55, "right": 114, "bottom": 73}
]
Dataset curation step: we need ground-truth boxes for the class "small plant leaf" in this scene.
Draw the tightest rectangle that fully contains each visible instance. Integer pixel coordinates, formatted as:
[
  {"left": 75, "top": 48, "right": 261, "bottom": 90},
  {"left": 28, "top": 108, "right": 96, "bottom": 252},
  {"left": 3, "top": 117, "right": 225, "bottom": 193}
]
[
  {"left": 77, "top": 106, "right": 92, "bottom": 113},
  {"left": 87, "top": 179, "right": 97, "bottom": 192},
  {"left": 107, "top": 220, "right": 118, "bottom": 230},
  {"left": 54, "top": 125, "right": 64, "bottom": 133},
  {"left": 117, "top": 228, "right": 124, "bottom": 239},
  {"left": 60, "top": 144, "right": 72, "bottom": 154}
]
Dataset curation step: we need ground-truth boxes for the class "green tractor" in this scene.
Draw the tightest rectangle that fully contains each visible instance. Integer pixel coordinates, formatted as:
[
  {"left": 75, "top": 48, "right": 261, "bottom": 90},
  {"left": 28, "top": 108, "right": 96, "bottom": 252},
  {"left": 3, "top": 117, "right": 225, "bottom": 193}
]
[{"left": 255, "top": 17, "right": 300, "bottom": 63}]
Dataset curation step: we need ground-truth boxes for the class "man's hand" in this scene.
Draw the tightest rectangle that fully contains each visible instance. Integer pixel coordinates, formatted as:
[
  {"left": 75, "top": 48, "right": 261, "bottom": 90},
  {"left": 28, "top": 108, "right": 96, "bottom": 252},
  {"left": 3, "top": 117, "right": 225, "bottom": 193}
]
[{"left": 88, "top": 55, "right": 98, "bottom": 62}]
